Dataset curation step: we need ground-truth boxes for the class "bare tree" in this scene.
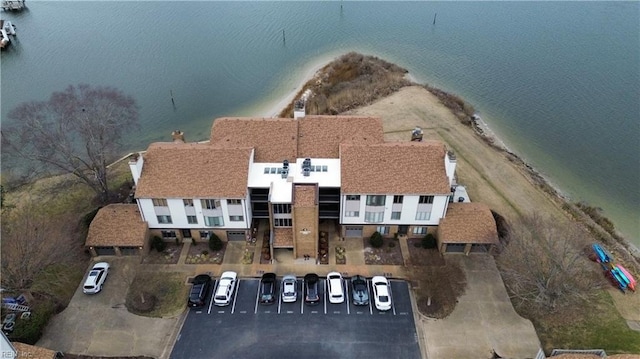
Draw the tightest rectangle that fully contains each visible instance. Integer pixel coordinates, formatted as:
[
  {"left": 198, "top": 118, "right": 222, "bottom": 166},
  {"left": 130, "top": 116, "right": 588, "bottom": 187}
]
[
  {"left": 0, "top": 201, "right": 82, "bottom": 293},
  {"left": 498, "top": 214, "right": 604, "bottom": 313},
  {"left": 2, "top": 84, "right": 138, "bottom": 203}
]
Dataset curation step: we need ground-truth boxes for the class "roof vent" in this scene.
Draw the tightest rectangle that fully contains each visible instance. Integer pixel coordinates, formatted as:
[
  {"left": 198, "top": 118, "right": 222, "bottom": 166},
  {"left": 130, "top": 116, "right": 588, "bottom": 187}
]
[
  {"left": 411, "top": 127, "right": 423, "bottom": 142},
  {"left": 303, "top": 167, "right": 310, "bottom": 177}
]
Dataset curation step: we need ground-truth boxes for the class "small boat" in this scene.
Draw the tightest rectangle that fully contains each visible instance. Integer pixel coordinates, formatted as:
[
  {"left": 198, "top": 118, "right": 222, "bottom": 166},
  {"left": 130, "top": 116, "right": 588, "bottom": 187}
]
[
  {"left": 0, "top": 28, "right": 9, "bottom": 49},
  {"left": 608, "top": 268, "right": 628, "bottom": 292},
  {"left": 592, "top": 243, "right": 612, "bottom": 263},
  {"left": 3, "top": 20, "right": 16, "bottom": 36},
  {"left": 617, "top": 265, "right": 636, "bottom": 292}
]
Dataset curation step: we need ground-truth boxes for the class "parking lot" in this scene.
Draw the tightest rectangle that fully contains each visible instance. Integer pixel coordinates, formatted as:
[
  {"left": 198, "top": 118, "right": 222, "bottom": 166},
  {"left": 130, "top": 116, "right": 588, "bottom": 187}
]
[{"left": 171, "top": 276, "right": 421, "bottom": 359}]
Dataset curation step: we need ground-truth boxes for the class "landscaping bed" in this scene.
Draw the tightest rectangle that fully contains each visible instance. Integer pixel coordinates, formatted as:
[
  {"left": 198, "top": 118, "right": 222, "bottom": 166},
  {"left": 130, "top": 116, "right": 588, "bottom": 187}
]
[
  {"left": 142, "top": 244, "right": 182, "bottom": 264},
  {"left": 363, "top": 237, "right": 403, "bottom": 265},
  {"left": 407, "top": 238, "right": 445, "bottom": 266},
  {"left": 185, "top": 242, "right": 226, "bottom": 264}
]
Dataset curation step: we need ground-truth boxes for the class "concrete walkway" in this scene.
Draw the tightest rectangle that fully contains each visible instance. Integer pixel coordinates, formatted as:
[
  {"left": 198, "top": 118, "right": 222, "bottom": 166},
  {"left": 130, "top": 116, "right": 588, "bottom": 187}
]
[{"left": 37, "top": 235, "right": 541, "bottom": 359}]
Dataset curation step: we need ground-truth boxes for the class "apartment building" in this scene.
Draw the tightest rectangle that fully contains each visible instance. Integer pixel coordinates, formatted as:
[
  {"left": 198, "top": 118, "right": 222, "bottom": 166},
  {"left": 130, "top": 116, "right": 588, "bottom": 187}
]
[{"left": 119, "top": 115, "right": 496, "bottom": 259}]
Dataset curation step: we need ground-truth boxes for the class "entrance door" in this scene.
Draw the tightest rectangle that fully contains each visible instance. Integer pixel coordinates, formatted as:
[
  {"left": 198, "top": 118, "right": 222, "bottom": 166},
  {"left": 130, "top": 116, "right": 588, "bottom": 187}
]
[
  {"left": 398, "top": 225, "right": 409, "bottom": 235},
  {"left": 181, "top": 229, "right": 192, "bottom": 238}
]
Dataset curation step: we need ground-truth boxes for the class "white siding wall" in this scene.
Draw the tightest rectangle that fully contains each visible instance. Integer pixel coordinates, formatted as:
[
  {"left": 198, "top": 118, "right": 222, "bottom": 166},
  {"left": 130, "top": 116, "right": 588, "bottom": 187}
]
[
  {"left": 340, "top": 194, "right": 449, "bottom": 225},
  {"left": 138, "top": 197, "right": 250, "bottom": 229}
]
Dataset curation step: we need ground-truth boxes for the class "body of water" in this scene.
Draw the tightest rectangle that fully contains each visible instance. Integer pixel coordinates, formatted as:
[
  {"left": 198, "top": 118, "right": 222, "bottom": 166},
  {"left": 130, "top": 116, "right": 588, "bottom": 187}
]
[{"left": 1, "top": 1, "right": 638, "bottom": 246}]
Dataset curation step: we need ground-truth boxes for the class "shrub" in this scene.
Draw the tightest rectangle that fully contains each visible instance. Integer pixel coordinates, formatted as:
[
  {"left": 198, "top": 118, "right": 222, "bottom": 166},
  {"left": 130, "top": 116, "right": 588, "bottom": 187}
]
[
  {"left": 10, "top": 301, "right": 56, "bottom": 345},
  {"left": 208, "top": 233, "right": 223, "bottom": 251},
  {"left": 370, "top": 231, "right": 383, "bottom": 248},
  {"left": 151, "top": 236, "right": 166, "bottom": 252},
  {"left": 422, "top": 233, "right": 437, "bottom": 249},
  {"left": 389, "top": 241, "right": 396, "bottom": 248}
]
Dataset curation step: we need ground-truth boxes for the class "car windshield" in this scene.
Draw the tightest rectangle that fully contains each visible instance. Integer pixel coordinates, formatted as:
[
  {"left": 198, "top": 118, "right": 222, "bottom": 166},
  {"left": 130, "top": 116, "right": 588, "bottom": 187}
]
[{"left": 379, "top": 295, "right": 389, "bottom": 302}]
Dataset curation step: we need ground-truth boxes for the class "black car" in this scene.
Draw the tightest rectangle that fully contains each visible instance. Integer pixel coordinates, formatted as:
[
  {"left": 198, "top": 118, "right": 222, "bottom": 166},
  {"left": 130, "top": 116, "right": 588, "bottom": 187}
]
[
  {"left": 259, "top": 272, "right": 277, "bottom": 305},
  {"left": 350, "top": 275, "right": 370, "bottom": 306},
  {"left": 304, "top": 273, "right": 320, "bottom": 305},
  {"left": 188, "top": 274, "right": 212, "bottom": 308}
]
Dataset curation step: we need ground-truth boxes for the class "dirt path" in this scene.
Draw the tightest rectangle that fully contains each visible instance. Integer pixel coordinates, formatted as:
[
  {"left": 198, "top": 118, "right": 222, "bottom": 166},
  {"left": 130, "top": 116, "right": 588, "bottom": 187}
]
[{"left": 346, "top": 86, "right": 566, "bottom": 225}]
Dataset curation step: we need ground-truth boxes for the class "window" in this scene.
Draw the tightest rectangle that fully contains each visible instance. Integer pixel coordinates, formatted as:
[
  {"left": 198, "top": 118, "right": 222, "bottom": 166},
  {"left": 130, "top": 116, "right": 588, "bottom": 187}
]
[
  {"left": 157, "top": 215, "right": 172, "bottom": 224},
  {"left": 183, "top": 199, "right": 194, "bottom": 207},
  {"left": 152, "top": 198, "right": 167, "bottom": 207},
  {"left": 227, "top": 199, "right": 242, "bottom": 205},
  {"left": 345, "top": 211, "right": 359, "bottom": 217},
  {"left": 393, "top": 195, "right": 403, "bottom": 204},
  {"left": 413, "top": 227, "right": 427, "bottom": 235},
  {"left": 274, "top": 218, "right": 292, "bottom": 227},
  {"left": 201, "top": 199, "right": 220, "bottom": 210},
  {"left": 346, "top": 195, "right": 360, "bottom": 201},
  {"left": 187, "top": 215, "right": 198, "bottom": 224},
  {"left": 322, "top": 165, "right": 328, "bottom": 172},
  {"left": 272, "top": 203, "right": 292, "bottom": 214},
  {"left": 391, "top": 211, "right": 401, "bottom": 220},
  {"left": 199, "top": 231, "right": 212, "bottom": 240},
  {"left": 229, "top": 215, "right": 244, "bottom": 222},
  {"left": 364, "top": 211, "right": 384, "bottom": 223},
  {"left": 366, "top": 195, "right": 385, "bottom": 206},
  {"left": 419, "top": 195, "right": 434, "bottom": 204},
  {"left": 204, "top": 216, "right": 224, "bottom": 227},
  {"left": 161, "top": 230, "right": 176, "bottom": 238},
  {"left": 415, "top": 211, "right": 431, "bottom": 220},
  {"left": 376, "top": 226, "right": 390, "bottom": 235}
]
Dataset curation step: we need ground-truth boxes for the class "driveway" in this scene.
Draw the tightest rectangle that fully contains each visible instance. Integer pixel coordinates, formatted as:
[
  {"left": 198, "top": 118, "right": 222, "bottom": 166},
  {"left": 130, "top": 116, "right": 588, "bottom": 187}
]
[
  {"left": 419, "top": 255, "right": 541, "bottom": 359},
  {"left": 37, "top": 257, "right": 184, "bottom": 358}
]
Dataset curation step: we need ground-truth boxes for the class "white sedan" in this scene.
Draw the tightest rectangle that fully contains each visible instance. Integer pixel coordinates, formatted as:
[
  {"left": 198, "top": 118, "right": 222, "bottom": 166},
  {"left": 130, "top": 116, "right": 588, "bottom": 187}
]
[
  {"left": 371, "top": 276, "right": 391, "bottom": 311},
  {"left": 83, "top": 262, "right": 110, "bottom": 294}
]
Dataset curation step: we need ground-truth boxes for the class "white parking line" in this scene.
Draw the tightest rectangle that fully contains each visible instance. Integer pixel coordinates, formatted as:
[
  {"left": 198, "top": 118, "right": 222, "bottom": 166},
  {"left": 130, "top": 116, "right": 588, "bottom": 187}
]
[
  {"left": 230, "top": 279, "right": 240, "bottom": 314},
  {"left": 254, "top": 280, "right": 261, "bottom": 314},
  {"left": 323, "top": 280, "right": 327, "bottom": 314},
  {"left": 368, "top": 279, "right": 373, "bottom": 315},
  {"left": 207, "top": 280, "right": 216, "bottom": 315},
  {"left": 389, "top": 283, "right": 396, "bottom": 316},
  {"left": 277, "top": 283, "right": 282, "bottom": 314},
  {"left": 344, "top": 280, "right": 350, "bottom": 315},
  {"left": 300, "top": 279, "right": 305, "bottom": 314}
]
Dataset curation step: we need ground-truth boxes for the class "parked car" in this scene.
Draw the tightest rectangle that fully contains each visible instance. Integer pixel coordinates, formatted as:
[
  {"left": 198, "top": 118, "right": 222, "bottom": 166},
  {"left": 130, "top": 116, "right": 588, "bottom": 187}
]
[
  {"left": 83, "top": 262, "right": 110, "bottom": 294},
  {"left": 304, "top": 273, "right": 320, "bottom": 305},
  {"left": 214, "top": 271, "right": 237, "bottom": 306},
  {"left": 326, "top": 272, "right": 345, "bottom": 304},
  {"left": 281, "top": 275, "right": 297, "bottom": 303},
  {"left": 350, "top": 275, "right": 369, "bottom": 306},
  {"left": 259, "top": 272, "right": 277, "bottom": 305},
  {"left": 372, "top": 276, "right": 391, "bottom": 311},
  {"left": 188, "top": 274, "right": 212, "bottom": 308}
]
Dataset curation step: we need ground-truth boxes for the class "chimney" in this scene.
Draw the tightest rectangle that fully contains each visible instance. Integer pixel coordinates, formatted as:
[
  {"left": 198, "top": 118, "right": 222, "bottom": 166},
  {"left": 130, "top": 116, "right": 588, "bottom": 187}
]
[
  {"left": 445, "top": 150, "right": 457, "bottom": 186},
  {"left": 411, "top": 127, "right": 423, "bottom": 142},
  {"left": 171, "top": 130, "right": 185, "bottom": 143}
]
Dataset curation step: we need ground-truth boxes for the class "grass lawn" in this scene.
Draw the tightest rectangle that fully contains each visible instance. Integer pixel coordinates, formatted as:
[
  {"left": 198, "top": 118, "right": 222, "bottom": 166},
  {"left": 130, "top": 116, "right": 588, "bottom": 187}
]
[
  {"left": 531, "top": 291, "right": 640, "bottom": 354},
  {"left": 126, "top": 271, "right": 189, "bottom": 318}
]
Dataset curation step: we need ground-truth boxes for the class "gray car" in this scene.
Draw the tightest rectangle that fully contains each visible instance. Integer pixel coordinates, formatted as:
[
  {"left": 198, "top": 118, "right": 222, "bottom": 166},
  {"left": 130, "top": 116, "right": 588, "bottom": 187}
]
[
  {"left": 281, "top": 275, "right": 297, "bottom": 303},
  {"left": 350, "top": 275, "right": 369, "bottom": 306}
]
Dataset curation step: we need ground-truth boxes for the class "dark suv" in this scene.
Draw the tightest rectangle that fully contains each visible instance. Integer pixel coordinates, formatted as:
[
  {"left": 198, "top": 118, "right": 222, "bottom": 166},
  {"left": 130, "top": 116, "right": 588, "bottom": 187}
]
[
  {"left": 304, "top": 273, "right": 320, "bottom": 305},
  {"left": 188, "top": 274, "right": 212, "bottom": 308},
  {"left": 259, "top": 272, "right": 277, "bottom": 305}
]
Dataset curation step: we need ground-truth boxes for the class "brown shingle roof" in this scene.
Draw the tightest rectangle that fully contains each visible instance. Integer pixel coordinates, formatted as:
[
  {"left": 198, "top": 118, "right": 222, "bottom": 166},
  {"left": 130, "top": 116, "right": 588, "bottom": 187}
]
[
  {"left": 135, "top": 142, "right": 252, "bottom": 198},
  {"left": 298, "top": 116, "right": 384, "bottom": 158},
  {"left": 293, "top": 184, "right": 317, "bottom": 207},
  {"left": 210, "top": 117, "right": 298, "bottom": 163},
  {"left": 438, "top": 203, "right": 499, "bottom": 244},
  {"left": 85, "top": 204, "right": 148, "bottom": 247},
  {"left": 340, "top": 141, "right": 451, "bottom": 194},
  {"left": 12, "top": 342, "right": 56, "bottom": 359},
  {"left": 273, "top": 228, "right": 294, "bottom": 247}
]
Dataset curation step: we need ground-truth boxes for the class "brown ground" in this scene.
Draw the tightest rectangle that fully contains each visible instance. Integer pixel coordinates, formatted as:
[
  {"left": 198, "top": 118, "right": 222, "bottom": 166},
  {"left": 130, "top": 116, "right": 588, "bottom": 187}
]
[
  {"left": 141, "top": 244, "right": 182, "bottom": 264},
  {"left": 185, "top": 242, "right": 226, "bottom": 264},
  {"left": 362, "top": 238, "right": 404, "bottom": 265}
]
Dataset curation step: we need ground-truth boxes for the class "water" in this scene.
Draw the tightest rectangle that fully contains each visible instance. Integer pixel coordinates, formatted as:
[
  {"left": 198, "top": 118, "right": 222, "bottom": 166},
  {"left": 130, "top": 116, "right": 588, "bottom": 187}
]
[{"left": 1, "top": 1, "right": 638, "bottom": 246}]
